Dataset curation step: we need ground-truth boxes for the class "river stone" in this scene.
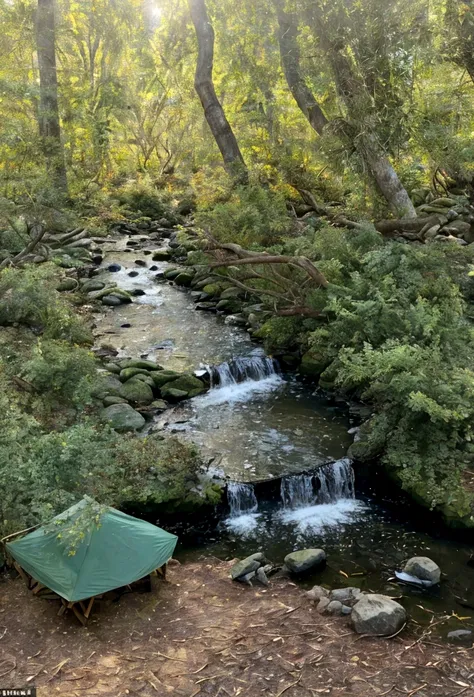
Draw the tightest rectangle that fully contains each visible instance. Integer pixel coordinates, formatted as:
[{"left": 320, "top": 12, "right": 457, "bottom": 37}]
[
  {"left": 101, "top": 403, "right": 146, "bottom": 432},
  {"left": 326, "top": 600, "right": 343, "bottom": 615},
  {"left": 104, "top": 362, "right": 121, "bottom": 374},
  {"left": 317, "top": 597, "right": 331, "bottom": 614},
  {"left": 152, "top": 249, "right": 171, "bottom": 261},
  {"left": 119, "top": 379, "right": 154, "bottom": 405},
  {"left": 119, "top": 367, "right": 153, "bottom": 382},
  {"left": 82, "top": 279, "right": 105, "bottom": 293},
  {"left": 351, "top": 594, "right": 406, "bottom": 636},
  {"left": 329, "top": 587, "right": 362, "bottom": 606},
  {"left": 151, "top": 399, "right": 168, "bottom": 411},
  {"left": 220, "top": 287, "right": 242, "bottom": 299},
  {"left": 284, "top": 549, "right": 326, "bottom": 574},
  {"left": 255, "top": 567, "right": 269, "bottom": 587},
  {"left": 151, "top": 370, "right": 181, "bottom": 388},
  {"left": 56, "top": 278, "right": 78, "bottom": 292},
  {"left": 403, "top": 557, "right": 441, "bottom": 585},
  {"left": 231, "top": 555, "right": 263, "bottom": 580},
  {"left": 133, "top": 374, "right": 155, "bottom": 388},
  {"left": 160, "top": 385, "right": 188, "bottom": 401},
  {"left": 102, "top": 395, "right": 128, "bottom": 406},
  {"left": 92, "top": 374, "right": 123, "bottom": 399},
  {"left": 119, "top": 359, "right": 163, "bottom": 371},
  {"left": 108, "top": 263, "right": 121, "bottom": 272},
  {"left": 174, "top": 272, "right": 194, "bottom": 287},
  {"left": 102, "top": 294, "right": 123, "bottom": 306},
  {"left": 164, "top": 374, "right": 205, "bottom": 395},
  {"left": 307, "top": 585, "right": 329, "bottom": 602}
]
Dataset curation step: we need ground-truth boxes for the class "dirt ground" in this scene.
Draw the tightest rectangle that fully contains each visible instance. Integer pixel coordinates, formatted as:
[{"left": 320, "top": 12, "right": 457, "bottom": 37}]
[{"left": 0, "top": 558, "right": 473, "bottom": 697}]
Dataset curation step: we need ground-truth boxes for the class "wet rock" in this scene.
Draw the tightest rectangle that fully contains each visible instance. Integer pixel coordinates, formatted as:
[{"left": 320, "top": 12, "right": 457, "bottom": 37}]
[
  {"left": 102, "top": 295, "right": 123, "bottom": 306},
  {"left": 131, "top": 288, "right": 146, "bottom": 296},
  {"left": 135, "top": 259, "right": 147, "bottom": 267},
  {"left": 56, "top": 278, "right": 78, "bottom": 292},
  {"left": 101, "top": 403, "right": 146, "bottom": 432},
  {"left": 231, "top": 554, "right": 263, "bottom": 580},
  {"left": 151, "top": 370, "right": 182, "bottom": 388},
  {"left": 224, "top": 314, "right": 247, "bottom": 326},
  {"left": 306, "top": 585, "right": 329, "bottom": 602},
  {"left": 128, "top": 271, "right": 139, "bottom": 277},
  {"left": 160, "top": 386, "right": 188, "bottom": 402},
  {"left": 151, "top": 399, "right": 168, "bottom": 411},
  {"left": 133, "top": 374, "right": 155, "bottom": 388},
  {"left": 284, "top": 549, "right": 326, "bottom": 574},
  {"left": 119, "top": 379, "right": 154, "bottom": 405},
  {"left": 329, "top": 587, "right": 362, "bottom": 606},
  {"left": 299, "top": 349, "right": 329, "bottom": 378},
  {"left": 91, "top": 255, "right": 103, "bottom": 265},
  {"left": 152, "top": 249, "right": 172, "bottom": 261},
  {"left": 403, "top": 557, "right": 440, "bottom": 585},
  {"left": 108, "top": 263, "right": 121, "bottom": 272},
  {"left": 195, "top": 302, "right": 217, "bottom": 312},
  {"left": 447, "top": 629, "right": 473, "bottom": 644},
  {"left": 121, "top": 323, "right": 132, "bottom": 328},
  {"left": 220, "top": 287, "right": 243, "bottom": 299},
  {"left": 351, "top": 594, "right": 406, "bottom": 636},
  {"left": 164, "top": 268, "right": 181, "bottom": 280},
  {"left": 236, "top": 571, "right": 256, "bottom": 586},
  {"left": 174, "top": 272, "right": 194, "bottom": 287},
  {"left": 150, "top": 265, "right": 158, "bottom": 271}
]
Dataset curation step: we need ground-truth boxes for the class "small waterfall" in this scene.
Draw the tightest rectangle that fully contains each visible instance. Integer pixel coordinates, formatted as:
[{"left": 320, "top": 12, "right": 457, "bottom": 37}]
[
  {"left": 280, "top": 459, "right": 355, "bottom": 508},
  {"left": 227, "top": 482, "right": 258, "bottom": 516},
  {"left": 210, "top": 356, "right": 279, "bottom": 387}
]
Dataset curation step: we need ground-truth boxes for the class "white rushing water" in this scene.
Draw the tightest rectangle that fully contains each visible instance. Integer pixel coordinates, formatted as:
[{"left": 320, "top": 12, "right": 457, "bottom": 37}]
[
  {"left": 226, "top": 481, "right": 261, "bottom": 536},
  {"left": 198, "top": 355, "right": 284, "bottom": 406}
]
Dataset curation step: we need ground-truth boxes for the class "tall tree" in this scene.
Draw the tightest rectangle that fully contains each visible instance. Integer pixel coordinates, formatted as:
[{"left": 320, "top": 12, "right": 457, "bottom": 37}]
[
  {"left": 36, "top": 0, "right": 67, "bottom": 193},
  {"left": 274, "top": 0, "right": 416, "bottom": 219},
  {"left": 188, "top": 0, "right": 247, "bottom": 178}
]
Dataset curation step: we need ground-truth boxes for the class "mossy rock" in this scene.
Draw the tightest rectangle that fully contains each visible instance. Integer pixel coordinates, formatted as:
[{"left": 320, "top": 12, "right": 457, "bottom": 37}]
[
  {"left": 347, "top": 418, "right": 383, "bottom": 462},
  {"left": 103, "top": 395, "right": 128, "bottom": 406},
  {"left": 102, "top": 295, "right": 123, "bottom": 306},
  {"left": 92, "top": 374, "right": 123, "bottom": 399},
  {"left": 104, "top": 362, "right": 121, "bottom": 374},
  {"left": 194, "top": 276, "right": 217, "bottom": 290},
  {"left": 174, "top": 272, "right": 194, "bottom": 287},
  {"left": 119, "top": 378, "right": 154, "bottom": 405},
  {"left": 133, "top": 373, "right": 155, "bottom": 388},
  {"left": 82, "top": 279, "right": 105, "bottom": 293},
  {"left": 202, "top": 283, "right": 223, "bottom": 297},
  {"left": 101, "top": 403, "right": 146, "bottom": 432},
  {"left": 166, "top": 374, "right": 206, "bottom": 395},
  {"left": 318, "top": 365, "right": 338, "bottom": 390},
  {"left": 119, "top": 359, "right": 162, "bottom": 371},
  {"left": 56, "top": 278, "right": 78, "bottom": 292},
  {"left": 151, "top": 399, "right": 168, "bottom": 411},
  {"left": 160, "top": 385, "right": 188, "bottom": 401},
  {"left": 220, "top": 287, "right": 243, "bottom": 299},
  {"left": 299, "top": 350, "right": 330, "bottom": 379},
  {"left": 119, "top": 367, "right": 153, "bottom": 382},
  {"left": 151, "top": 370, "right": 182, "bottom": 388},
  {"left": 152, "top": 249, "right": 172, "bottom": 261},
  {"left": 164, "top": 268, "right": 181, "bottom": 280},
  {"left": 88, "top": 285, "right": 118, "bottom": 300}
]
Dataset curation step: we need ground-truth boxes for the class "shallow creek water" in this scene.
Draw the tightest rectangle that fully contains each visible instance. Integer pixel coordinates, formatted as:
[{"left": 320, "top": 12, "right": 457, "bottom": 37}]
[{"left": 93, "top": 238, "right": 474, "bottom": 638}]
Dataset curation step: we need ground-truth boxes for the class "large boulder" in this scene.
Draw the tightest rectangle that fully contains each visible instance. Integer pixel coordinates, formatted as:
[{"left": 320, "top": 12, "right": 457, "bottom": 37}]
[
  {"left": 163, "top": 374, "right": 206, "bottom": 396},
  {"left": 351, "top": 594, "right": 406, "bottom": 636},
  {"left": 101, "top": 403, "right": 145, "bottom": 432},
  {"left": 152, "top": 249, "right": 172, "bottom": 261},
  {"left": 299, "top": 350, "right": 329, "bottom": 379},
  {"left": 119, "top": 367, "right": 153, "bottom": 382},
  {"left": 284, "top": 549, "right": 326, "bottom": 574},
  {"left": 160, "top": 386, "right": 188, "bottom": 401},
  {"left": 119, "top": 379, "right": 154, "bottom": 405},
  {"left": 92, "top": 374, "right": 123, "bottom": 399},
  {"left": 329, "top": 587, "right": 362, "bottom": 606},
  {"left": 151, "top": 370, "right": 182, "bottom": 388},
  {"left": 174, "top": 272, "right": 194, "bottom": 287},
  {"left": 403, "top": 557, "right": 441, "bottom": 585},
  {"left": 119, "top": 359, "right": 162, "bottom": 371}
]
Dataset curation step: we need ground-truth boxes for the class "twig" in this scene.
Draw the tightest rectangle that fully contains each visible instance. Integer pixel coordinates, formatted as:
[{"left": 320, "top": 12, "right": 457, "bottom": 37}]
[
  {"left": 406, "top": 685, "right": 427, "bottom": 697},
  {"left": 274, "top": 675, "right": 302, "bottom": 697},
  {"left": 0, "top": 659, "right": 16, "bottom": 678}
]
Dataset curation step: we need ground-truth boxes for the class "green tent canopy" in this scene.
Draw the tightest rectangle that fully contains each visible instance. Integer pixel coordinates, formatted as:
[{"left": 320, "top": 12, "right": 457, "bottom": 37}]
[{"left": 6, "top": 497, "right": 178, "bottom": 602}]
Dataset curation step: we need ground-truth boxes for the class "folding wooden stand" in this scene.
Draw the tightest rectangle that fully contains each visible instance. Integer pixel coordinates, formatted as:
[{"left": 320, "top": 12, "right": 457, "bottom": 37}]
[{"left": 12, "top": 560, "right": 168, "bottom": 625}]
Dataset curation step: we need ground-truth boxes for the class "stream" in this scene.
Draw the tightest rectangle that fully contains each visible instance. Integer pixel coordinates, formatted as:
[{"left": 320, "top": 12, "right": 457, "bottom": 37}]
[{"left": 93, "top": 236, "right": 474, "bottom": 640}]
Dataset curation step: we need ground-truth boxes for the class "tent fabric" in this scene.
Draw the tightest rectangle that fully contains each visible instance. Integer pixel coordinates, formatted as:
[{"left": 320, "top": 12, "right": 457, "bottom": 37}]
[{"left": 6, "top": 498, "right": 178, "bottom": 602}]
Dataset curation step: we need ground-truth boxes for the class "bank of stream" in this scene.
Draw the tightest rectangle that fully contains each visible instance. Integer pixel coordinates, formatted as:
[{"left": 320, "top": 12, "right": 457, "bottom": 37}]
[{"left": 92, "top": 235, "right": 474, "bottom": 641}]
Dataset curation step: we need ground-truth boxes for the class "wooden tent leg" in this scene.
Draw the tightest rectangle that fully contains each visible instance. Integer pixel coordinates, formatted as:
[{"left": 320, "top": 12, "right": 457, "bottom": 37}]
[
  {"left": 84, "top": 597, "right": 95, "bottom": 619},
  {"left": 71, "top": 604, "right": 87, "bottom": 626},
  {"left": 156, "top": 564, "right": 167, "bottom": 580},
  {"left": 14, "top": 562, "right": 31, "bottom": 589}
]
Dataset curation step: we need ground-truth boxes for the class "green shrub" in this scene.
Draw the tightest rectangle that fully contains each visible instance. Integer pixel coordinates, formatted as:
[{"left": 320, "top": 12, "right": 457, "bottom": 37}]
[
  {"left": 114, "top": 178, "right": 172, "bottom": 219},
  {"left": 0, "top": 265, "right": 92, "bottom": 344},
  {"left": 196, "top": 184, "right": 293, "bottom": 248}
]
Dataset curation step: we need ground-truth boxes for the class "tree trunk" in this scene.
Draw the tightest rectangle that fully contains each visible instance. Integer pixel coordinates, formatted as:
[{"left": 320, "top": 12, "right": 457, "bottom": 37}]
[
  {"left": 36, "top": 0, "right": 67, "bottom": 193},
  {"left": 274, "top": 2, "right": 328, "bottom": 136},
  {"left": 188, "top": 0, "right": 247, "bottom": 179}
]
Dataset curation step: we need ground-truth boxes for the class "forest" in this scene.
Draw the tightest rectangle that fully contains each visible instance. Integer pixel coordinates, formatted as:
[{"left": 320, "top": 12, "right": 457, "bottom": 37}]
[{"left": 2, "top": 0, "right": 474, "bottom": 552}]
